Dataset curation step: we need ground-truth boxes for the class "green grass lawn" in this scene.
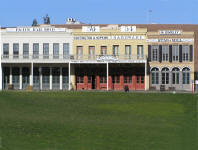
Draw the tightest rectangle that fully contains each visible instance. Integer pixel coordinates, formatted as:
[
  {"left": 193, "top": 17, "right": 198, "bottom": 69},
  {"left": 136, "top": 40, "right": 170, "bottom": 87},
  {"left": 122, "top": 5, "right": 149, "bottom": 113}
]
[{"left": 0, "top": 91, "right": 197, "bottom": 150}]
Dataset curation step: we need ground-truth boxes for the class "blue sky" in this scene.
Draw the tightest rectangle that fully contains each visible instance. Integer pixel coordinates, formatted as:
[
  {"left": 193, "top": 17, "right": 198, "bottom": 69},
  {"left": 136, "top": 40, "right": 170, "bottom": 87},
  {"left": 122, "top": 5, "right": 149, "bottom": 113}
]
[{"left": 0, "top": 0, "right": 197, "bottom": 27}]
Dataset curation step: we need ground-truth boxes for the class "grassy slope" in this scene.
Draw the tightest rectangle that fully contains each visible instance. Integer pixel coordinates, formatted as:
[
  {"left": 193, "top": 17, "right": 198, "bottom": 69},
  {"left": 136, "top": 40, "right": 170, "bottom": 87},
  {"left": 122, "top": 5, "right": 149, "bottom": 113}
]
[{"left": 0, "top": 92, "right": 197, "bottom": 150}]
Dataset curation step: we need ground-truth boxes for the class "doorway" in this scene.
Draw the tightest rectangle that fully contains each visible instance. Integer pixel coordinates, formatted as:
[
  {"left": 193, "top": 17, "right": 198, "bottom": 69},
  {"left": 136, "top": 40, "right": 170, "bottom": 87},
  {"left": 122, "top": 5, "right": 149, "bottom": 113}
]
[{"left": 92, "top": 75, "right": 96, "bottom": 89}]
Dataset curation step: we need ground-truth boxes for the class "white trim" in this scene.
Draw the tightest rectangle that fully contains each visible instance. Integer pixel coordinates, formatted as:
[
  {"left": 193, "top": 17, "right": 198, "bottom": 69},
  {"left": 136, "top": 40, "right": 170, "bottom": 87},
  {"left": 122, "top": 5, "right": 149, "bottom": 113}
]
[{"left": 150, "top": 67, "right": 161, "bottom": 71}]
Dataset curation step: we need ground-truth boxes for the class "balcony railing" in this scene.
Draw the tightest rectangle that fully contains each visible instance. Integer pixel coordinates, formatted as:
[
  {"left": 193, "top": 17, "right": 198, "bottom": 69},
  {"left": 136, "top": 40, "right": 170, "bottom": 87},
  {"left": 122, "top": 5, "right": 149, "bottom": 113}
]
[{"left": 1, "top": 54, "right": 147, "bottom": 63}]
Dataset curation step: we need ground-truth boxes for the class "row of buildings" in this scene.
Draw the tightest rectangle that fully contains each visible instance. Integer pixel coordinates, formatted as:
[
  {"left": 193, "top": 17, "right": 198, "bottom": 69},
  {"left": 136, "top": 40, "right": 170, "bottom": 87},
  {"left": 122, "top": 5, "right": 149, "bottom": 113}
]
[{"left": 0, "top": 19, "right": 198, "bottom": 91}]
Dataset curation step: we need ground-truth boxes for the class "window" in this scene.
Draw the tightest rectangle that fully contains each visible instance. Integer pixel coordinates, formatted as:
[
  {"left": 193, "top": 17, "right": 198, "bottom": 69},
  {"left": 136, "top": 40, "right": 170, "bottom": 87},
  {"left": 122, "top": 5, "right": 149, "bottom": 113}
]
[
  {"left": 33, "top": 43, "right": 39, "bottom": 58},
  {"left": 182, "top": 45, "right": 189, "bottom": 61},
  {"left": 137, "top": 76, "right": 140, "bottom": 83},
  {"left": 100, "top": 76, "right": 107, "bottom": 83},
  {"left": 89, "top": 46, "right": 95, "bottom": 59},
  {"left": 80, "top": 76, "right": 84, "bottom": 83},
  {"left": 23, "top": 43, "right": 29, "bottom": 58},
  {"left": 124, "top": 76, "right": 132, "bottom": 83},
  {"left": 13, "top": 43, "right": 19, "bottom": 58},
  {"left": 172, "top": 45, "right": 179, "bottom": 61},
  {"left": 137, "top": 45, "right": 144, "bottom": 59},
  {"left": 161, "top": 68, "right": 169, "bottom": 84},
  {"left": 53, "top": 43, "right": 59, "bottom": 59},
  {"left": 112, "top": 76, "right": 120, "bottom": 83},
  {"left": 151, "top": 45, "right": 159, "bottom": 61},
  {"left": 182, "top": 67, "right": 190, "bottom": 84},
  {"left": 141, "top": 76, "right": 144, "bottom": 84},
  {"left": 172, "top": 68, "right": 180, "bottom": 84},
  {"left": 113, "top": 45, "right": 119, "bottom": 56},
  {"left": 43, "top": 43, "right": 49, "bottom": 59},
  {"left": 77, "top": 46, "right": 83, "bottom": 59},
  {"left": 162, "top": 45, "right": 169, "bottom": 61},
  {"left": 151, "top": 68, "right": 159, "bottom": 84},
  {"left": 63, "top": 43, "right": 69, "bottom": 59},
  {"left": 125, "top": 45, "right": 131, "bottom": 57},
  {"left": 3, "top": 43, "right": 9, "bottom": 58},
  {"left": 101, "top": 46, "right": 107, "bottom": 55}
]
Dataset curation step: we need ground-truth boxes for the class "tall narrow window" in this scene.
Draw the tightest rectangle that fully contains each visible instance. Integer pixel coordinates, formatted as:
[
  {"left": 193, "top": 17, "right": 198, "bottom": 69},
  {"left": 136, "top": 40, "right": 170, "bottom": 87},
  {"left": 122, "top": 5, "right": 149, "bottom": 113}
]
[
  {"left": 53, "top": 43, "right": 59, "bottom": 59},
  {"left": 77, "top": 46, "right": 83, "bottom": 59},
  {"left": 33, "top": 43, "right": 39, "bottom": 59},
  {"left": 151, "top": 68, "right": 159, "bottom": 84},
  {"left": 63, "top": 43, "right": 69, "bottom": 59},
  {"left": 137, "top": 45, "right": 144, "bottom": 59},
  {"left": 89, "top": 46, "right": 95, "bottom": 59},
  {"left": 172, "top": 68, "right": 180, "bottom": 84},
  {"left": 3, "top": 43, "right": 9, "bottom": 58},
  {"left": 43, "top": 43, "right": 49, "bottom": 59},
  {"left": 172, "top": 45, "right": 179, "bottom": 61},
  {"left": 101, "top": 46, "right": 107, "bottom": 55},
  {"left": 182, "top": 67, "right": 190, "bottom": 84},
  {"left": 161, "top": 67, "right": 169, "bottom": 84},
  {"left": 113, "top": 45, "right": 119, "bottom": 56},
  {"left": 162, "top": 45, "right": 169, "bottom": 61},
  {"left": 151, "top": 45, "right": 159, "bottom": 61},
  {"left": 13, "top": 43, "right": 19, "bottom": 58},
  {"left": 23, "top": 43, "right": 29, "bottom": 58},
  {"left": 125, "top": 45, "right": 131, "bottom": 58},
  {"left": 182, "top": 45, "right": 189, "bottom": 61}
]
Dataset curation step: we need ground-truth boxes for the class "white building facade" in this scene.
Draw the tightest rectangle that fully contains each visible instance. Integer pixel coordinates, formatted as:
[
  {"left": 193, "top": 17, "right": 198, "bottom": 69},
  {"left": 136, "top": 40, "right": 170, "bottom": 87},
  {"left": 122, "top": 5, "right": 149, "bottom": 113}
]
[{"left": 0, "top": 25, "right": 73, "bottom": 90}]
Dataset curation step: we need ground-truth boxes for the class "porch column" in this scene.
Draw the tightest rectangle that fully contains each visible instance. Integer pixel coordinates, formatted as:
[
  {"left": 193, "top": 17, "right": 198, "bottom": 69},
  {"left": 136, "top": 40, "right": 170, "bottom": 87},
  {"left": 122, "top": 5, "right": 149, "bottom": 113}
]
[
  {"left": 30, "top": 62, "right": 33, "bottom": 86},
  {"left": 50, "top": 67, "right": 52, "bottom": 90},
  {"left": 9, "top": 67, "right": 12, "bottom": 84},
  {"left": 60, "top": 67, "right": 62, "bottom": 90},
  {"left": 19, "top": 67, "right": 22, "bottom": 90},
  {"left": 69, "top": 62, "right": 71, "bottom": 90},
  {"left": 107, "top": 62, "right": 109, "bottom": 91},
  {"left": 39, "top": 67, "right": 42, "bottom": 90},
  {"left": 145, "top": 62, "right": 147, "bottom": 91}
]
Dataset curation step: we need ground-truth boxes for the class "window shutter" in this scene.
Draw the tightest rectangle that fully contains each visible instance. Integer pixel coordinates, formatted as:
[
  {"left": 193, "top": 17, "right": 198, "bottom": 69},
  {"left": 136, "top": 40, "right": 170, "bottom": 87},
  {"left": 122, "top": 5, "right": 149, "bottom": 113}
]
[
  {"left": 159, "top": 45, "right": 162, "bottom": 63},
  {"left": 190, "top": 45, "right": 193, "bottom": 62},
  {"left": 179, "top": 45, "right": 182, "bottom": 62},
  {"left": 148, "top": 45, "right": 151, "bottom": 62},
  {"left": 169, "top": 45, "right": 172, "bottom": 63}
]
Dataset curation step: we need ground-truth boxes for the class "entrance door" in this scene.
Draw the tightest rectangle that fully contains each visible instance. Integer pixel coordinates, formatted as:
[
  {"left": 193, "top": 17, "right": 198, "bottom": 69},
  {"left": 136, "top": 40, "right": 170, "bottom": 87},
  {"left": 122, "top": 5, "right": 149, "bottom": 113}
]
[
  {"left": 12, "top": 67, "right": 20, "bottom": 90},
  {"left": 62, "top": 68, "right": 69, "bottom": 90},
  {"left": 92, "top": 75, "right": 96, "bottom": 89},
  {"left": 22, "top": 67, "right": 30, "bottom": 90},
  {"left": 135, "top": 75, "right": 145, "bottom": 90},
  {"left": 42, "top": 67, "right": 50, "bottom": 90},
  {"left": 3, "top": 67, "right": 10, "bottom": 90},
  {"left": 33, "top": 67, "right": 40, "bottom": 90},
  {"left": 52, "top": 68, "right": 60, "bottom": 90}
]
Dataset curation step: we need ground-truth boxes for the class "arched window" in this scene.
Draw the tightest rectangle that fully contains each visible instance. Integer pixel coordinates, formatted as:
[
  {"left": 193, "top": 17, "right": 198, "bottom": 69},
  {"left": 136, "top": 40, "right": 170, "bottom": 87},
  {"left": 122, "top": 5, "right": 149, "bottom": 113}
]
[
  {"left": 172, "top": 67, "right": 180, "bottom": 84},
  {"left": 151, "top": 68, "right": 159, "bottom": 84},
  {"left": 161, "top": 67, "right": 169, "bottom": 84},
  {"left": 182, "top": 67, "right": 190, "bottom": 84}
]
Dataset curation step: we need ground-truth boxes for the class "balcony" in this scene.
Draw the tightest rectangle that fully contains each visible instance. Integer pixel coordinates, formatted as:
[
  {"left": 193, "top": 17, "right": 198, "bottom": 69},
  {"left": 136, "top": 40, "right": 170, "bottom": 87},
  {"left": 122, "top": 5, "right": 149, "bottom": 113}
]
[{"left": 1, "top": 54, "right": 147, "bottom": 64}]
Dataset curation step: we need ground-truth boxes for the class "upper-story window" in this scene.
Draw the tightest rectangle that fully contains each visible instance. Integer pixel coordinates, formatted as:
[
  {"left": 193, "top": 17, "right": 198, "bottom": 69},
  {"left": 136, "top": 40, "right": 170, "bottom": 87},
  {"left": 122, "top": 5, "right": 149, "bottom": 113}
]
[
  {"left": 3, "top": 43, "right": 9, "bottom": 58},
  {"left": 151, "top": 45, "right": 159, "bottom": 61},
  {"left": 53, "top": 43, "right": 59, "bottom": 59},
  {"left": 137, "top": 45, "right": 143, "bottom": 59},
  {"left": 162, "top": 45, "right": 169, "bottom": 61},
  {"left": 33, "top": 43, "right": 39, "bottom": 59},
  {"left": 43, "top": 43, "right": 49, "bottom": 59},
  {"left": 101, "top": 46, "right": 107, "bottom": 55},
  {"left": 63, "top": 43, "right": 69, "bottom": 59},
  {"left": 23, "top": 43, "right": 29, "bottom": 58},
  {"left": 112, "top": 45, "right": 119, "bottom": 56},
  {"left": 13, "top": 43, "right": 19, "bottom": 58},
  {"left": 77, "top": 46, "right": 83, "bottom": 59},
  {"left": 172, "top": 45, "right": 179, "bottom": 61},
  {"left": 182, "top": 45, "right": 189, "bottom": 61},
  {"left": 89, "top": 46, "right": 95, "bottom": 59},
  {"left": 125, "top": 45, "right": 131, "bottom": 57}
]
